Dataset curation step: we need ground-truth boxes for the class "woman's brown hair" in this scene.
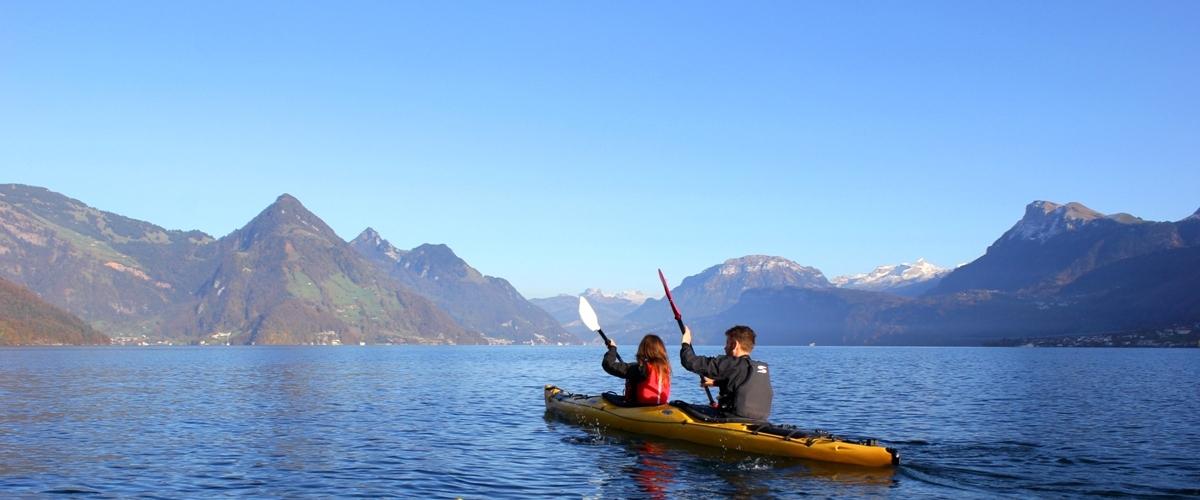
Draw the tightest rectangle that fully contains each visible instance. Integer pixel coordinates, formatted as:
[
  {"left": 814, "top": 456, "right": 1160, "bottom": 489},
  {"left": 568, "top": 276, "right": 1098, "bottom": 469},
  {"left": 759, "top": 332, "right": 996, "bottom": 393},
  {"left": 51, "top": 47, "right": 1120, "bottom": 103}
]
[{"left": 636, "top": 334, "right": 671, "bottom": 377}]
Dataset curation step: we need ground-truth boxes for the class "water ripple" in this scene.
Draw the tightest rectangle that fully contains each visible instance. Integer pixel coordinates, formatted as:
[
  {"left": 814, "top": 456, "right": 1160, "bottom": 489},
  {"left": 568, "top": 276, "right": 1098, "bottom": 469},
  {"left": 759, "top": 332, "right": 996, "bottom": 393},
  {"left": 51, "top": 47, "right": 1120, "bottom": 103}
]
[{"left": 1, "top": 346, "right": 1196, "bottom": 497}]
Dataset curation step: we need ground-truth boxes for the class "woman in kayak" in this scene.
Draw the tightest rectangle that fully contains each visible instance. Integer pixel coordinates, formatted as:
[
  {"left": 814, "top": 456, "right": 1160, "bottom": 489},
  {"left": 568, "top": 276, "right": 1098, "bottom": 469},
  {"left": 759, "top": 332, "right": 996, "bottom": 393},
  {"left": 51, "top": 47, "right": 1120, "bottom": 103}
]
[{"left": 602, "top": 334, "right": 672, "bottom": 405}]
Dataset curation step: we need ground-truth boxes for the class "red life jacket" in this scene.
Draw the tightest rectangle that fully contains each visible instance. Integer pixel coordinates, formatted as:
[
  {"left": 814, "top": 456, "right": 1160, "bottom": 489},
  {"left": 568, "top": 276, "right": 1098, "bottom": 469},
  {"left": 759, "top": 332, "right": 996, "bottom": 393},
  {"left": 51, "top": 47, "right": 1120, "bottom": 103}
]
[{"left": 625, "top": 362, "right": 671, "bottom": 405}]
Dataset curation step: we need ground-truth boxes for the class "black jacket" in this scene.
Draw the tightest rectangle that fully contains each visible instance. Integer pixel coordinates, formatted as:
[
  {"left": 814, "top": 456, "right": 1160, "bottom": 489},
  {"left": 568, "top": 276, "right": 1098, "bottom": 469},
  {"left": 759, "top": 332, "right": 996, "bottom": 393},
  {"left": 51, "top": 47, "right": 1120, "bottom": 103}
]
[
  {"left": 680, "top": 342, "right": 773, "bottom": 420},
  {"left": 601, "top": 346, "right": 651, "bottom": 382}
]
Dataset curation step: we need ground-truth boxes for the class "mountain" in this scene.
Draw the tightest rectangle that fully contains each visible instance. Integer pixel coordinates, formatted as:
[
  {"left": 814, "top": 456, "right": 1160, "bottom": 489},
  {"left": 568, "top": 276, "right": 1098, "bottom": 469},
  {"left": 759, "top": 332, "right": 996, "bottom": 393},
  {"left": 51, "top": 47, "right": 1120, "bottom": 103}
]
[
  {"left": 532, "top": 288, "right": 648, "bottom": 324},
  {"left": 1055, "top": 245, "right": 1200, "bottom": 330},
  {"left": 0, "top": 184, "right": 219, "bottom": 335},
  {"left": 623, "top": 255, "right": 830, "bottom": 325},
  {"left": 831, "top": 258, "right": 950, "bottom": 297},
  {"left": 351, "top": 228, "right": 575, "bottom": 344},
  {"left": 1179, "top": 207, "right": 1200, "bottom": 246},
  {"left": 350, "top": 227, "right": 407, "bottom": 262},
  {"left": 627, "top": 199, "right": 1200, "bottom": 346},
  {"left": 0, "top": 185, "right": 481, "bottom": 345},
  {"left": 681, "top": 282, "right": 1098, "bottom": 346},
  {"left": 0, "top": 276, "right": 109, "bottom": 345},
  {"left": 5, "top": 185, "right": 1193, "bottom": 346},
  {"left": 692, "top": 286, "right": 909, "bottom": 345},
  {"left": 169, "top": 196, "right": 480, "bottom": 345},
  {"left": 931, "top": 201, "right": 1186, "bottom": 295},
  {"left": 530, "top": 288, "right": 649, "bottom": 340},
  {"left": 589, "top": 288, "right": 651, "bottom": 309}
]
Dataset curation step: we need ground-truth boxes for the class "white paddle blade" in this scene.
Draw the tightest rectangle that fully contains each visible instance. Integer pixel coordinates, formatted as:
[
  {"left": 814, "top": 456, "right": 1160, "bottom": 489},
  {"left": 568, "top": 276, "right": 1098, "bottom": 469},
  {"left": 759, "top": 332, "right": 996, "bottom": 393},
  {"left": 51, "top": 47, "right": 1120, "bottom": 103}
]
[{"left": 578, "top": 296, "right": 601, "bottom": 332}]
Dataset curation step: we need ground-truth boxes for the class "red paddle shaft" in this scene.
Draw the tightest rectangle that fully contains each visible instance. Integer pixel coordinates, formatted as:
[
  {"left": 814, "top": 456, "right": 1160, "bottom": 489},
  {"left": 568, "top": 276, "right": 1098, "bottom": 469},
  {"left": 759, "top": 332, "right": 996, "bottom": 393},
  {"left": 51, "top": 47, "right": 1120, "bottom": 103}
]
[
  {"left": 658, "top": 269, "right": 718, "bottom": 408},
  {"left": 658, "top": 269, "right": 682, "bottom": 323}
]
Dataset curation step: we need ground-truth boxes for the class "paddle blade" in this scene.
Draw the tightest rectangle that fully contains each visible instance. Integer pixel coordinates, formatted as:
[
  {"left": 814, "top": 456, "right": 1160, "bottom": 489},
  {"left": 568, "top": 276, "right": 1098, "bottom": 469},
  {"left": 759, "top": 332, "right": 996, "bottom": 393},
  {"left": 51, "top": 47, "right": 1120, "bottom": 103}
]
[
  {"left": 578, "top": 296, "right": 602, "bottom": 332},
  {"left": 658, "top": 268, "right": 682, "bottom": 321}
]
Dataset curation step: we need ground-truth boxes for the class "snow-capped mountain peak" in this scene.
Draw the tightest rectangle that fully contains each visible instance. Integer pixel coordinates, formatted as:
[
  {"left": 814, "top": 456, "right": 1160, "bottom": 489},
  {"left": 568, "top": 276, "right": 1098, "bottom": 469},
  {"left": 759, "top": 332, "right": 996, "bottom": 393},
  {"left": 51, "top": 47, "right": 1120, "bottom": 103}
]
[
  {"left": 717, "top": 255, "right": 813, "bottom": 277},
  {"left": 582, "top": 288, "right": 649, "bottom": 305},
  {"left": 622, "top": 254, "right": 831, "bottom": 322},
  {"left": 832, "top": 258, "right": 949, "bottom": 293}
]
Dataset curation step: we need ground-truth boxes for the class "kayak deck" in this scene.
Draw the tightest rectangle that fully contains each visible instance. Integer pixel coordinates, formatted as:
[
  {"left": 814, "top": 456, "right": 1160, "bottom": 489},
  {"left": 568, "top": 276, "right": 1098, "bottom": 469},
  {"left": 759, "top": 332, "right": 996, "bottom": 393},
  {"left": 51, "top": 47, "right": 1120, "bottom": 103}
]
[{"left": 544, "top": 384, "right": 899, "bottom": 467}]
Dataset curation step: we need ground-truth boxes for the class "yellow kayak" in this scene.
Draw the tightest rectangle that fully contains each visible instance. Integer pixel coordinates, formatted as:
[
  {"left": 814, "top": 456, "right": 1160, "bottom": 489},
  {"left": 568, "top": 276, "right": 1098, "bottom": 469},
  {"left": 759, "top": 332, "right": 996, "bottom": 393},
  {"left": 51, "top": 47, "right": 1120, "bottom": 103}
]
[{"left": 544, "top": 385, "right": 899, "bottom": 467}]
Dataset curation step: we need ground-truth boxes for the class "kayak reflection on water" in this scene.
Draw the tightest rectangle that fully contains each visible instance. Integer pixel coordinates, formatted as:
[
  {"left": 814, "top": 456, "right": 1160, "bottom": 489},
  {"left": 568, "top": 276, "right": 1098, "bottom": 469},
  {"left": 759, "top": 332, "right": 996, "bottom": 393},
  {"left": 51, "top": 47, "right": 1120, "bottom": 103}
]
[
  {"left": 551, "top": 422, "right": 896, "bottom": 497},
  {"left": 630, "top": 440, "right": 673, "bottom": 500},
  {"left": 625, "top": 433, "right": 898, "bottom": 497}
]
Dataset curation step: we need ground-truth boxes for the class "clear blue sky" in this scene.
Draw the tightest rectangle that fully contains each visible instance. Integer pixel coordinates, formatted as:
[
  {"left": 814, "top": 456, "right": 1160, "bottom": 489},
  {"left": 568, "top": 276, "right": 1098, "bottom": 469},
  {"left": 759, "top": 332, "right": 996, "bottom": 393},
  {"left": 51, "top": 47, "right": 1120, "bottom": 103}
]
[{"left": 2, "top": 2, "right": 1198, "bottom": 298}]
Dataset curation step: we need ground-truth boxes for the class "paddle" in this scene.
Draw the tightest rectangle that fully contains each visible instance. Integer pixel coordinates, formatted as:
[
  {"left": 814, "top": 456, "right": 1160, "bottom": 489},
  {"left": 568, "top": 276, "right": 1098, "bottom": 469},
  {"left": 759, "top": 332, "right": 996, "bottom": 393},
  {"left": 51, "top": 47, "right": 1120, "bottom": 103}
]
[
  {"left": 658, "top": 269, "right": 718, "bottom": 408},
  {"left": 579, "top": 296, "right": 621, "bottom": 362}
]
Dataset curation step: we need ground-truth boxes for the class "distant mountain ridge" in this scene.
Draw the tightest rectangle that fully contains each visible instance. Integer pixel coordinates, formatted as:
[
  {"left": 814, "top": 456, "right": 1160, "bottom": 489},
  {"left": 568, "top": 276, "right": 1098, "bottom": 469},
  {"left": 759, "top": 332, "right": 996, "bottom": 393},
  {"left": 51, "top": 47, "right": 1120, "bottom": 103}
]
[
  {"left": 617, "top": 200, "right": 1198, "bottom": 345},
  {"left": 623, "top": 255, "right": 830, "bottom": 326},
  {"left": 1006, "top": 201, "right": 1110, "bottom": 242},
  {"left": 832, "top": 258, "right": 949, "bottom": 297},
  {"left": 0, "top": 184, "right": 562, "bottom": 345},
  {"left": 351, "top": 228, "right": 574, "bottom": 344},
  {"left": 2, "top": 185, "right": 1194, "bottom": 346},
  {"left": 583, "top": 288, "right": 649, "bottom": 306},
  {"left": 169, "top": 195, "right": 477, "bottom": 345},
  {"left": 932, "top": 200, "right": 1187, "bottom": 295},
  {"left": 0, "top": 184, "right": 218, "bottom": 335},
  {"left": 530, "top": 288, "right": 649, "bottom": 341}
]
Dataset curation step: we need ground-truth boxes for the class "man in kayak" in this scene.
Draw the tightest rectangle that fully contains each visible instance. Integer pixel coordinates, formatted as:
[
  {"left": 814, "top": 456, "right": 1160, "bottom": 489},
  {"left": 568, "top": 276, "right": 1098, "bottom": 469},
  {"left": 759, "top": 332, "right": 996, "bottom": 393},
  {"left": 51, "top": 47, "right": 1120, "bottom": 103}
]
[
  {"left": 680, "top": 325, "right": 773, "bottom": 420},
  {"left": 602, "top": 334, "right": 672, "bottom": 406}
]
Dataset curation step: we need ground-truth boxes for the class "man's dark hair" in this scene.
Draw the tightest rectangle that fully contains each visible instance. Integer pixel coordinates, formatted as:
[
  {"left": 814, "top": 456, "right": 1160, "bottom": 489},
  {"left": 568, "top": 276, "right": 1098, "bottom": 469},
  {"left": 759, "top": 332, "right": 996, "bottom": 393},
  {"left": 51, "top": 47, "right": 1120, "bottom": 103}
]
[{"left": 724, "top": 325, "right": 756, "bottom": 351}]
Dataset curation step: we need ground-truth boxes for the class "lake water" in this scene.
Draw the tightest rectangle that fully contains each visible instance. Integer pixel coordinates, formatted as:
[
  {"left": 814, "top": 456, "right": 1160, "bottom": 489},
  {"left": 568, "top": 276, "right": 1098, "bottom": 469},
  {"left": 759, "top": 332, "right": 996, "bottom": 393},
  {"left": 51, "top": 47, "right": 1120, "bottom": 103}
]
[{"left": 1, "top": 346, "right": 1197, "bottom": 498}]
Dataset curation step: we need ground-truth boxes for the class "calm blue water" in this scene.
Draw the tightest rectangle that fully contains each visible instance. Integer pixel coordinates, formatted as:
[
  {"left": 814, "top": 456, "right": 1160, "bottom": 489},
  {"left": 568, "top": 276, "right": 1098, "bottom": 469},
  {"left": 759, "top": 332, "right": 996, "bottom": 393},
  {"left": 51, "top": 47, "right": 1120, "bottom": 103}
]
[{"left": 1, "top": 346, "right": 1198, "bottom": 498}]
